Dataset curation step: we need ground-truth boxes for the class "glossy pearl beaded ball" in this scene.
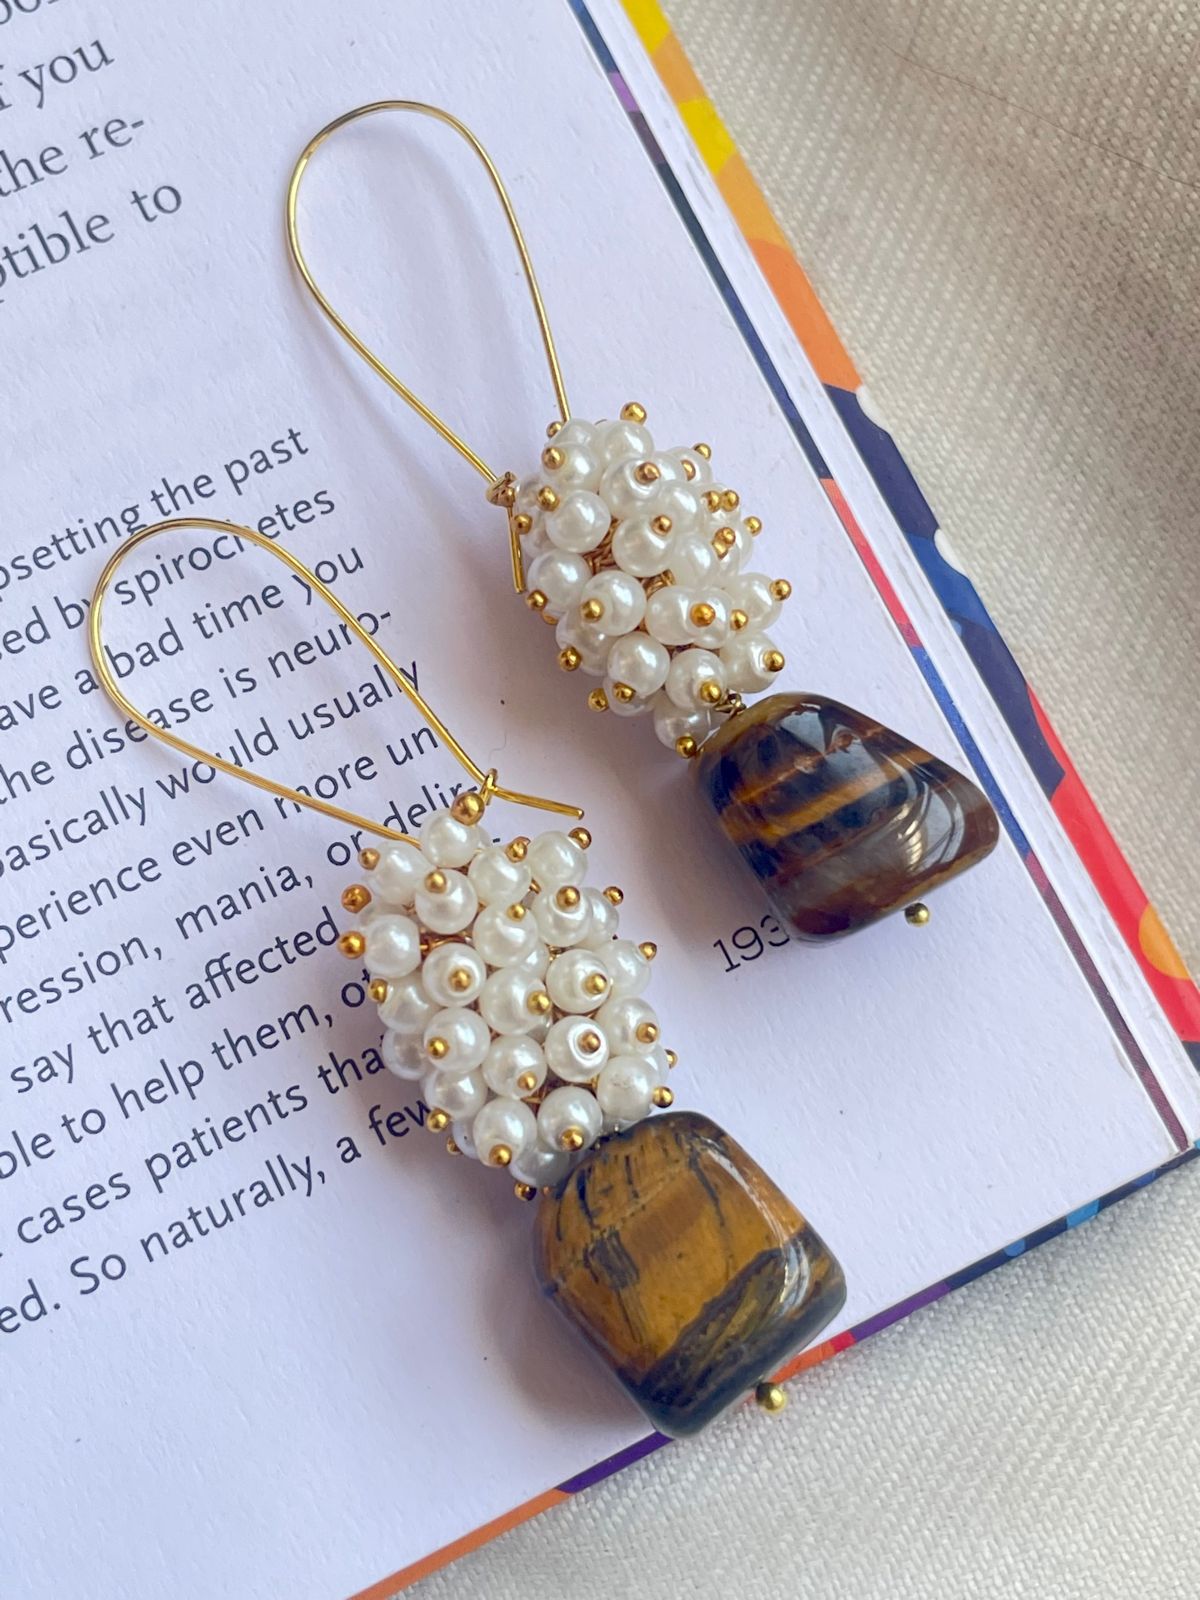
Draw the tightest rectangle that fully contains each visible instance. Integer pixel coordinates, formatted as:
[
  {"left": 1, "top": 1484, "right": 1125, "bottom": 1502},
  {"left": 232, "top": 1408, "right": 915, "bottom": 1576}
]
[
  {"left": 515, "top": 404, "right": 791, "bottom": 757},
  {"left": 339, "top": 801, "right": 675, "bottom": 1197}
]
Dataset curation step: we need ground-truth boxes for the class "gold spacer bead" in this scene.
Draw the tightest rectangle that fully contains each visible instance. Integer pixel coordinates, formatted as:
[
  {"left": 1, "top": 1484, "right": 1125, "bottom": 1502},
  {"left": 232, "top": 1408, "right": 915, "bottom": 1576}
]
[
  {"left": 638, "top": 941, "right": 658, "bottom": 962},
  {"left": 448, "top": 967, "right": 473, "bottom": 994},
  {"left": 746, "top": 516, "right": 763, "bottom": 535},
  {"left": 675, "top": 734, "right": 698, "bottom": 759},
  {"left": 516, "top": 1071, "right": 539, "bottom": 1094},
  {"left": 699, "top": 681, "right": 724, "bottom": 706},
  {"left": 506, "top": 836, "right": 530, "bottom": 862},
  {"left": 451, "top": 790, "right": 486, "bottom": 825},
  {"left": 424, "top": 869, "right": 448, "bottom": 893},
  {"left": 620, "top": 401, "right": 647, "bottom": 423},
  {"left": 588, "top": 688, "right": 609, "bottom": 713},
  {"left": 581, "top": 598, "right": 605, "bottom": 622},
  {"left": 665, "top": 1048, "right": 677, "bottom": 1068},
  {"left": 536, "top": 486, "right": 560, "bottom": 511},
  {"left": 713, "top": 527, "right": 736, "bottom": 554},
  {"left": 513, "top": 512, "right": 534, "bottom": 536},
  {"left": 427, "top": 1037, "right": 449, "bottom": 1061},
  {"left": 559, "top": 646, "right": 582, "bottom": 672},
  {"left": 651, "top": 514, "right": 673, "bottom": 534},
  {"left": 703, "top": 489, "right": 722, "bottom": 512},
  {"left": 636, "top": 1021, "right": 660, "bottom": 1045},
  {"left": 694, "top": 442, "right": 713, "bottom": 459},
  {"left": 682, "top": 458, "right": 697, "bottom": 480},
  {"left": 506, "top": 903, "right": 528, "bottom": 921},
  {"left": 771, "top": 578, "right": 792, "bottom": 601},
  {"left": 526, "top": 589, "right": 549, "bottom": 612},
  {"left": 690, "top": 601, "right": 717, "bottom": 627},
  {"left": 488, "top": 1143, "right": 513, "bottom": 1168},
  {"left": 445, "top": 1137, "right": 461, "bottom": 1156},
  {"left": 651, "top": 1085, "right": 675, "bottom": 1108},
  {"left": 634, "top": 460, "right": 661, "bottom": 485},
  {"left": 542, "top": 445, "right": 565, "bottom": 470},
  {"left": 337, "top": 930, "right": 366, "bottom": 959},
  {"left": 763, "top": 649, "right": 786, "bottom": 673},
  {"left": 560, "top": 1126, "right": 586, "bottom": 1151},
  {"left": 487, "top": 476, "right": 518, "bottom": 509},
  {"left": 730, "top": 608, "right": 749, "bottom": 631},
  {"left": 611, "top": 681, "right": 635, "bottom": 703},
  {"left": 583, "top": 972, "right": 608, "bottom": 997},
  {"left": 755, "top": 1381, "right": 787, "bottom": 1414},
  {"left": 514, "top": 1181, "right": 538, "bottom": 1202},
  {"left": 579, "top": 1030, "right": 602, "bottom": 1055},
  {"left": 527, "top": 990, "right": 552, "bottom": 1016},
  {"left": 341, "top": 883, "right": 371, "bottom": 914},
  {"left": 723, "top": 489, "right": 740, "bottom": 510},
  {"left": 905, "top": 902, "right": 932, "bottom": 927},
  {"left": 556, "top": 885, "right": 582, "bottom": 909},
  {"left": 603, "top": 886, "right": 624, "bottom": 905},
  {"left": 569, "top": 826, "right": 592, "bottom": 849},
  {"left": 540, "top": 609, "right": 559, "bottom": 626},
  {"left": 546, "top": 419, "right": 563, "bottom": 438},
  {"left": 368, "top": 979, "right": 390, "bottom": 1004},
  {"left": 358, "top": 847, "right": 381, "bottom": 871},
  {"left": 427, "top": 1109, "right": 450, "bottom": 1133}
]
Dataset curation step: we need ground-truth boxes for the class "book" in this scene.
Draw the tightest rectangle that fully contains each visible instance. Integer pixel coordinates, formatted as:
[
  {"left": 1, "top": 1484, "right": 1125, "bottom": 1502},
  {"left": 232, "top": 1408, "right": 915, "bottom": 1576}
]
[{"left": 2, "top": 1, "right": 1197, "bottom": 1595}]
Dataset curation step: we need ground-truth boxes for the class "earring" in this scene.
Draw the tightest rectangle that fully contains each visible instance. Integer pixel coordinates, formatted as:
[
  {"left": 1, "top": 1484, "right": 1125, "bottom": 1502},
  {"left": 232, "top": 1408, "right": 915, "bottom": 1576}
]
[
  {"left": 89, "top": 518, "right": 845, "bottom": 1436},
  {"left": 286, "top": 102, "right": 1000, "bottom": 944}
]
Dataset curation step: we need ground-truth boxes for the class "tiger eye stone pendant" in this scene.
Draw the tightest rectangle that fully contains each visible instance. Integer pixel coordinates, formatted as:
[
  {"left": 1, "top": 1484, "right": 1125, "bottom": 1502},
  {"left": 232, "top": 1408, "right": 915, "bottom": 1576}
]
[
  {"left": 533, "top": 1111, "right": 846, "bottom": 1436},
  {"left": 695, "top": 694, "right": 1000, "bottom": 941}
]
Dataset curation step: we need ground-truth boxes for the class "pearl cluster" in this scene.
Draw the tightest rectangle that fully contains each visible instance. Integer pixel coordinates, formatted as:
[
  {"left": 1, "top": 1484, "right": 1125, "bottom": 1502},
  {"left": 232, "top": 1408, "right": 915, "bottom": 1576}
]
[
  {"left": 338, "top": 798, "right": 675, "bottom": 1199},
  {"left": 511, "top": 404, "right": 792, "bottom": 758}
]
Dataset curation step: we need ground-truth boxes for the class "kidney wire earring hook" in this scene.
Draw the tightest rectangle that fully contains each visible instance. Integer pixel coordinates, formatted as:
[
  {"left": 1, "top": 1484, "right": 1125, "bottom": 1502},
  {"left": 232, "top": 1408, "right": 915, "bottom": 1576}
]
[
  {"left": 287, "top": 102, "right": 1000, "bottom": 943},
  {"left": 88, "top": 516, "right": 846, "bottom": 1436}
]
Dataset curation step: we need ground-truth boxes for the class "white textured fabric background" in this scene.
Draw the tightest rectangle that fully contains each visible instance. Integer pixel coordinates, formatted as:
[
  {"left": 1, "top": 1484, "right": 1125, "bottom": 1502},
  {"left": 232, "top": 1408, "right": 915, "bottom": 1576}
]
[{"left": 411, "top": 4, "right": 1200, "bottom": 1596}]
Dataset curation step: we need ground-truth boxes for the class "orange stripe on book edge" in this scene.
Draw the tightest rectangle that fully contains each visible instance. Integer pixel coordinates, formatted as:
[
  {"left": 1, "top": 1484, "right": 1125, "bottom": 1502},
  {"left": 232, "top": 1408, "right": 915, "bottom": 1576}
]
[{"left": 348, "top": 1489, "right": 568, "bottom": 1600}]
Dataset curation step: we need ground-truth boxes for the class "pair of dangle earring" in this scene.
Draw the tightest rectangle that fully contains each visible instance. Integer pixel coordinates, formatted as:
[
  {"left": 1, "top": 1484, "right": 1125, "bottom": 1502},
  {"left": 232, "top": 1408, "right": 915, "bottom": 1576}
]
[
  {"left": 287, "top": 101, "right": 1000, "bottom": 943},
  {"left": 90, "top": 520, "right": 846, "bottom": 1437}
]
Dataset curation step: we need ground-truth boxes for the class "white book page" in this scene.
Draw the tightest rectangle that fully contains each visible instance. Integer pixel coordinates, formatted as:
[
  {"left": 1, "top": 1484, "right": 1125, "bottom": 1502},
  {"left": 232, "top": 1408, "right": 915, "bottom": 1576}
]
[{"left": 0, "top": 4, "right": 1189, "bottom": 1598}]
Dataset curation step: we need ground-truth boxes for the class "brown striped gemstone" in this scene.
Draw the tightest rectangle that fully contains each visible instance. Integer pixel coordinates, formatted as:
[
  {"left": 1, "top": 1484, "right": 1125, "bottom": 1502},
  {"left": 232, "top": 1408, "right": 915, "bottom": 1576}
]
[
  {"left": 532, "top": 1112, "right": 846, "bottom": 1436},
  {"left": 696, "top": 693, "right": 999, "bottom": 940}
]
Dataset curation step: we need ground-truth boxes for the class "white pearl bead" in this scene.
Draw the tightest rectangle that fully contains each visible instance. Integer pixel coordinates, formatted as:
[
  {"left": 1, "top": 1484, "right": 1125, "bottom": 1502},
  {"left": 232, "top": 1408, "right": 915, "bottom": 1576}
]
[
  {"left": 581, "top": 887, "right": 620, "bottom": 947},
  {"left": 662, "top": 445, "right": 712, "bottom": 484},
  {"left": 555, "top": 611, "right": 611, "bottom": 675},
  {"left": 645, "top": 585, "right": 692, "bottom": 646},
  {"left": 420, "top": 942, "right": 487, "bottom": 1007},
  {"left": 371, "top": 841, "right": 426, "bottom": 906},
  {"left": 419, "top": 810, "right": 483, "bottom": 868},
  {"left": 596, "top": 1054, "right": 658, "bottom": 1128},
  {"left": 482, "top": 1034, "right": 547, "bottom": 1097},
  {"left": 422, "top": 1065, "right": 488, "bottom": 1120},
  {"left": 681, "top": 590, "right": 731, "bottom": 649},
  {"left": 719, "top": 630, "right": 778, "bottom": 693},
  {"left": 599, "top": 459, "right": 663, "bottom": 519},
  {"left": 710, "top": 517, "right": 752, "bottom": 575},
  {"left": 652, "top": 692, "right": 714, "bottom": 751},
  {"left": 516, "top": 937, "right": 550, "bottom": 976},
  {"left": 537, "top": 1084, "right": 603, "bottom": 1152},
  {"left": 478, "top": 967, "right": 546, "bottom": 1034},
  {"left": 596, "top": 995, "right": 660, "bottom": 1055},
  {"left": 612, "top": 513, "right": 675, "bottom": 577},
  {"left": 593, "top": 417, "right": 654, "bottom": 465},
  {"left": 669, "top": 528, "right": 719, "bottom": 586},
  {"left": 470, "top": 1096, "right": 538, "bottom": 1165},
  {"left": 510, "top": 1142, "right": 572, "bottom": 1189},
  {"left": 544, "top": 490, "right": 610, "bottom": 554},
  {"left": 606, "top": 633, "right": 669, "bottom": 696},
  {"left": 414, "top": 869, "right": 479, "bottom": 935},
  {"left": 527, "top": 548, "right": 590, "bottom": 611},
  {"left": 579, "top": 570, "right": 646, "bottom": 635},
  {"left": 363, "top": 913, "right": 422, "bottom": 979},
  {"left": 472, "top": 902, "right": 540, "bottom": 968},
  {"left": 381, "top": 1029, "right": 425, "bottom": 1080},
  {"left": 604, "top": 938, "right": 651, "bottom": 997},
  {"left": 665, "top": 647, "right": 726, "bottom": 710},
  {"left": 546, "top": 947, "right": 610, "bottom": 1013},
  {"left": 468, "top": 844, "right": 532, "bottom": 906},
  {"left": 649, "top": 481, "right": 703, "bottom": 534},
  {"left": 526, "top": 831, "right": 586, "bottom": 889},
  {"left": 550, "top": 418, "right": 598, "bottom": 449},
  {"left": 378, "top": 971, "right": 437, "bottom": 1033},
  {"left": 450, "top": 1117, "right": 478, "bottom": 1161},
  {"left": 544, "top": 442, "right": 601, "bottom": 493},
  {"left": 534, "top": 886, "right": 593, "bottom": 947},
  {"left": 544, "top": 1016, "right": 610, "bottom": 1083},
  {"left": 723, "top": 571, "right": 781, "bottom": 628},
  {"left": 423, "top": 1007, "right": 491, "bottom": 1072}
]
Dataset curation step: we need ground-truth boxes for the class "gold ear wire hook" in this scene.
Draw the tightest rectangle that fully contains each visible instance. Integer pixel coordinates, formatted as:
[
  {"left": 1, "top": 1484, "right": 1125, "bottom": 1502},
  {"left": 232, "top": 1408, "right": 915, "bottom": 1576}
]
[
  {"left": 87, "top": 518, "right": 583, "bottom": 841},
  {"left": 286, "top": 101, "right": 569, "bottom": 590}
]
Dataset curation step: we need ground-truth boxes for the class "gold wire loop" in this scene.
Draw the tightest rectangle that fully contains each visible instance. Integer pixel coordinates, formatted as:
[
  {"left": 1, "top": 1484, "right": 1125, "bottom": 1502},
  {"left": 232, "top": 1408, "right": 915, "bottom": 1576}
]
[
  {"left": 286, "top": 99, "right": 569, "bottom": 488},
  {"left": 87, "top": 518, "right": 583, "bottom": 841}
]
